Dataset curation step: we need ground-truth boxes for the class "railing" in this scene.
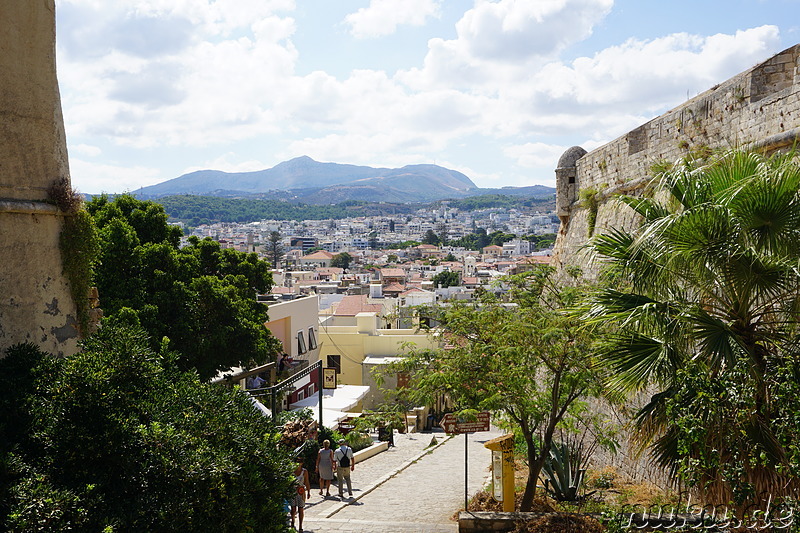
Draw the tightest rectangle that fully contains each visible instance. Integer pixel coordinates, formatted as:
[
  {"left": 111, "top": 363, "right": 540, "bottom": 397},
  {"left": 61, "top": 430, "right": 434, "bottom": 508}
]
[{"left": 248, "top": 360, "right": 323, "bottom": 428}]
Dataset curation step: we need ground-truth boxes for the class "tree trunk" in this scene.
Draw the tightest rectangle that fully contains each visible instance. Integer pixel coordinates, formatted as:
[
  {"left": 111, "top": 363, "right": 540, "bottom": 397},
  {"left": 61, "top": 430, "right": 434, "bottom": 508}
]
[{"left": 520, "top": 432, "right": 545, "bottom": 511}]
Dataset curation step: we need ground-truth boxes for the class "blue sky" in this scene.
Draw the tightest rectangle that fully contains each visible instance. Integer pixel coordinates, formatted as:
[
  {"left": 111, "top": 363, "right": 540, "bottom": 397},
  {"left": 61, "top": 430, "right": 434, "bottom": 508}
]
[{"left": 54, "top": 0, "right": 800, "bottom": 194}]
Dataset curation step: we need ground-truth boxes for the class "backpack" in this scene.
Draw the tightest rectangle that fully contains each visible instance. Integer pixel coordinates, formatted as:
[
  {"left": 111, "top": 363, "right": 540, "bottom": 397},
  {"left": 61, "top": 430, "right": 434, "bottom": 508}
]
[{"left": 339, "top": 448, "right": 351, "bottom": 468}]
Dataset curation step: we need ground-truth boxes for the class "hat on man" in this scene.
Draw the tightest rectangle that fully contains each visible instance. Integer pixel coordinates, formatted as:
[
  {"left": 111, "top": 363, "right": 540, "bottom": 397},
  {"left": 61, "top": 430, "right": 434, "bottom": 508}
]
[{"left": 338, "top": 438, "right": 346, "bottom": 444}]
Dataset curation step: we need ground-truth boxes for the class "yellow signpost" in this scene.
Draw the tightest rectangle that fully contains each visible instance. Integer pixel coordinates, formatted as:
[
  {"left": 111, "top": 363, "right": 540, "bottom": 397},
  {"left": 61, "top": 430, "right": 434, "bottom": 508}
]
[{"left": 484, "top": 433, "right": 515, "bottom": 512}]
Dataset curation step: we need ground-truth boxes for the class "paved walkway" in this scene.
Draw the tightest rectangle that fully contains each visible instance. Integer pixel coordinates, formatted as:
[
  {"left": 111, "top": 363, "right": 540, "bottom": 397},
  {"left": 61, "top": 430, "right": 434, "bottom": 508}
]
[{"left": 298, "top": 427, "right": 505, "bottom": 533}]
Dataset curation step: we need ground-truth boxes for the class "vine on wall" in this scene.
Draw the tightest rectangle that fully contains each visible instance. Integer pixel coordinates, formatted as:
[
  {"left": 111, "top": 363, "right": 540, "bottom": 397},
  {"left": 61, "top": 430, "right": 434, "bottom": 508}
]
[
  {"left": 48, "top": 177, "right": 100, "bottom": 335},
  {"left": 579, "top": 187, "right": 600, "bottom": 237}
]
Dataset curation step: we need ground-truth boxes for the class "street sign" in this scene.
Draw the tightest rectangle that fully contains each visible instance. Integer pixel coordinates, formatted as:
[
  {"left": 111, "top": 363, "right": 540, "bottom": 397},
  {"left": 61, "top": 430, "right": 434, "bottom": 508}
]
[{"left": 440, "top": 411, "right": 490, "bottom": 434}]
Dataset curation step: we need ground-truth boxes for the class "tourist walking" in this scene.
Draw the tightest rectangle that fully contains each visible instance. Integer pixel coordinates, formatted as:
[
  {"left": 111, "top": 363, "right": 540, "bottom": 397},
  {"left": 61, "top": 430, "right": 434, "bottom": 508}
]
[
  {"left": 290, "top": 458, "right": 311, "bottom": 532},
  {"left": 333, "top": 438, "right": 355, "bottom": 499},
  {"left": 316, "top": 439, "right": 335, "bottom": 497}
]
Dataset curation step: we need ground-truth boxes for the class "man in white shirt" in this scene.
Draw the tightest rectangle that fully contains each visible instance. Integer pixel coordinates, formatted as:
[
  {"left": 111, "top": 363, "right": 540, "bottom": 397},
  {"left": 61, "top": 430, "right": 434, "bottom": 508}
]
[{"left": 333, "top": 438, "right": 355, "bottom": 499}]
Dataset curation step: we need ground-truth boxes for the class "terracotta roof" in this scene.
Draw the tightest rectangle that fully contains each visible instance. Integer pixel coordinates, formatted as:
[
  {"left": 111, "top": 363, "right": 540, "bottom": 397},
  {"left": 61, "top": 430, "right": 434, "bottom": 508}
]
[
  {"left": 482, "top": 245, "right": 503, "bottom": 251},
  {"left": 380, "top": 268, "right": 406, "bottom": 278},
  {"left": 518, "top": 256, "right": 552, "bottom": 265},
  {"left": 303, "top": 250, "right": 334, "bottom": 260},
  {"left": 400, "top": 287, "right": 432, "bottom": 296},
  {"left": 382, "top": 282, "right": 406, "bottom": 293},
  {"left": 332, "top": 295, "right": 383, "bottom": 316},
  {"left": 270, "top": 287, "right": 295, "bottom": 294}
]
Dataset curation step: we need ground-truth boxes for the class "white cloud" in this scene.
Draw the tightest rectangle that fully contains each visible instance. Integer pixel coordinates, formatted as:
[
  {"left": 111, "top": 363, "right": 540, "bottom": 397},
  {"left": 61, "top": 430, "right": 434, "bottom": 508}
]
[
  {"left": 344, "top": 0, "right": 441, "bottom": 39},
  {"left": 530, "top": 26, "right": 782, "bottom": 112},
  {"left": 456, "top": 0, "right": 613, "bottom": 61},
  {"left": 53, "top": 0, "right": 791, "bottom": 194},
  {"left": 57, "top": 1, "right": 298, "bottom": 149},
  {"left": 397, "top": 0, "right": 613, "bottom": 90},
  {"left": 504, "top": 142, "right": 570, "bottom": 169},
  {"left": 70, "top": 144, "right": 102, "bottom": 157},
  {"left": 183, "top": 152, "right": 269, "bottom": 174},
  {"left": 69, "top": 158, "right": 164, "bottom": 194}
]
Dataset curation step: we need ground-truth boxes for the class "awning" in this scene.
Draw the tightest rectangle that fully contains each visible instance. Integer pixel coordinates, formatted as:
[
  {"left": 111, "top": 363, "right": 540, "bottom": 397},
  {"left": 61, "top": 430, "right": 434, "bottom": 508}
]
[
  {"left": 248, "top": 395, "right": 272, "bottom": 417},
  {"left": 290, "top": 385, "right": 370, "bottom": 429},
  {"left": 289, "top": 385, "right": 370, "bottom": 412}
]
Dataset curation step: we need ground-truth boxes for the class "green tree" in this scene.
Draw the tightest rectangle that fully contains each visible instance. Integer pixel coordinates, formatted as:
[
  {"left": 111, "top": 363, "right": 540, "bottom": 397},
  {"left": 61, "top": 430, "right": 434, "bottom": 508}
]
[
  {"left": 87, "top": 195, "right": 280, "bottom": 379},
  {"left": 488, "top": 230, "right": 515, "bottom": 246},
  {"left": 421, "top": 229, "right": 440, "bottom": 246},
  {"left": 368, "top": 230, "right": 379, "bottom": 250},
  {"left": 431, "top": 270, "right": 460, "bottom": 288},
  {"left": 265, "top": 230, "right": 284, "bottom": 268},
  {"left": 0, "top": 325, "right": 293, "bottom": 531},
  {"left": 584, "top": 149, "right": 800, "bottom": 504},
  {"left": 388, "top": 268, "right": 603, "bottom": 511},
  {"left": 330, "top": 252, "right": 352, "bottom": 270}
]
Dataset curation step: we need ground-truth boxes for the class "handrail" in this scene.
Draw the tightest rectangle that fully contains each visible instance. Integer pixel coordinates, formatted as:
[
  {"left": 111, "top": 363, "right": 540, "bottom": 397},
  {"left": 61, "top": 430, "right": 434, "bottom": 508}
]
[{"left": 248, "top": 360, "right": 323, "bottom": 429}]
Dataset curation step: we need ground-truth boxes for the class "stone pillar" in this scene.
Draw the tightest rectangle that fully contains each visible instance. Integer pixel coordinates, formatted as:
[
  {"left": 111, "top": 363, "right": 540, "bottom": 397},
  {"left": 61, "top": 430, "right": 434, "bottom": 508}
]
[{"left": 0, "top": 1, "right": 80, "bottom": 356}]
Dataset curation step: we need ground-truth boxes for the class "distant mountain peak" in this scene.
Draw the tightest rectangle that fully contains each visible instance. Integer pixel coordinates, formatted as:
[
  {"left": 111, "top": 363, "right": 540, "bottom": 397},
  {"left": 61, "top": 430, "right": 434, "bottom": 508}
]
[{"left": 131, "top": 157, "right": 552, "bottom": 204}]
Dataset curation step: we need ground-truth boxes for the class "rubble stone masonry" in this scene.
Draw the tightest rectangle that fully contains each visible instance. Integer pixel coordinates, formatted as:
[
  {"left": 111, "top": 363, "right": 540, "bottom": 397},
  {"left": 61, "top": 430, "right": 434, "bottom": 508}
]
[
  {"left": 553, "top": 44, "right": 800, "bottom": 278},
  {"left": 551, "top": 44, "right": 800, "bottom": 487}
]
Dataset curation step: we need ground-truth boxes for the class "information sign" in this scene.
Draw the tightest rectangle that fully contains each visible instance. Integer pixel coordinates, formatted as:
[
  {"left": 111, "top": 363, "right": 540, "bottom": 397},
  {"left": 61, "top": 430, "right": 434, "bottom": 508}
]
[
  {"left": 440, "top": 411, "right": 490, "bottom": 434},
  {"left": 322, "top": 367, "right": 337, "bottom": 389}
]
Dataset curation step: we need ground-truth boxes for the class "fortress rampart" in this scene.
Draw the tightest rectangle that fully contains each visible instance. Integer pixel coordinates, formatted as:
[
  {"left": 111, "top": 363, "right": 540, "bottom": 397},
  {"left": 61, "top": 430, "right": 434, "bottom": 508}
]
[
  {"left": 551, "top": 44, "right": 800, "bottom": 486},
  {"left": 553, "top": 44, "right": 800, "bottom": 277},
  {"left": 0, "top": 2, "right": 79, "bottom": 356}
]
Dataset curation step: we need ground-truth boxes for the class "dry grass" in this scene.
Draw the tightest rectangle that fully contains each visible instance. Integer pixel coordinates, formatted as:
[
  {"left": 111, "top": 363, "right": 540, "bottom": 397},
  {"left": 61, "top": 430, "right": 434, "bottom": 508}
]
[
  {"left": 461, "top": 463, "right": 679, "bottom": 532},
  {"left": 514, "top": 513, "right": 605, "bottom": 533},
  {"left": 47, "top": 176, "right": 83, "bottom": 214}
]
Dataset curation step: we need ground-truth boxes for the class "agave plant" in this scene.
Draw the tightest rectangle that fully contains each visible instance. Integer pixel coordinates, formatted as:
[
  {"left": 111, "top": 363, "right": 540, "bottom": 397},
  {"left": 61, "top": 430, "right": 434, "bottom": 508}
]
[{"left": 541, "top": 441, "right": 594, "bottom": 502}]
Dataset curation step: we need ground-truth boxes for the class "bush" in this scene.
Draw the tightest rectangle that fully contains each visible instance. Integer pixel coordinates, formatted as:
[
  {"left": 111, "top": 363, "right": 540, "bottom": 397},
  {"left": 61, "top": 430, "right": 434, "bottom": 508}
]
[{"left": 0, "top": 325, "right": 294, "bottom": 532}]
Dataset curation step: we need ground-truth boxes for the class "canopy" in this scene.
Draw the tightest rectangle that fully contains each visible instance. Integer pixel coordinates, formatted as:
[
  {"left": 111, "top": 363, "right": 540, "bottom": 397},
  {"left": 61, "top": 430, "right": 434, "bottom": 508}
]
[
  {"left": 290, "top": 385, "right": 370, "bottom": 429},
  {"left": 289, "top": 384, "right": 370, "bottom": 412}
]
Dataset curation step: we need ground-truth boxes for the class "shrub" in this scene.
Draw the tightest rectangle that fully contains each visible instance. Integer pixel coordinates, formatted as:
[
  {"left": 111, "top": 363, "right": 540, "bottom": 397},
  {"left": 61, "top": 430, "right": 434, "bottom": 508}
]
[{"left": 0, "top": 325, "right": 294, "bottom": 532}]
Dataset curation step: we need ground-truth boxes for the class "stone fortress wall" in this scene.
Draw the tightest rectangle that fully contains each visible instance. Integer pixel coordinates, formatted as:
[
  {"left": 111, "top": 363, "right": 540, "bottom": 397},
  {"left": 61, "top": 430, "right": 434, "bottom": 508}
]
[
  {"left": 0, "top": 2, "right": 80, "bottom": 356},
  {"left": 553, "top": 44, "right": 800, "bottom": 277},
  {"left": 551, "top": 44, "right": 800, "bottom": 487}
]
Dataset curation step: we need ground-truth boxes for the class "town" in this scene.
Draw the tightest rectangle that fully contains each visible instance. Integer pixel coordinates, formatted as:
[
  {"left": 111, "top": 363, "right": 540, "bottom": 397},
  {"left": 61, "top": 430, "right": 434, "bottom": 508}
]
[{"left": 3, "top": 3, "right": 800, "bottom": 533}]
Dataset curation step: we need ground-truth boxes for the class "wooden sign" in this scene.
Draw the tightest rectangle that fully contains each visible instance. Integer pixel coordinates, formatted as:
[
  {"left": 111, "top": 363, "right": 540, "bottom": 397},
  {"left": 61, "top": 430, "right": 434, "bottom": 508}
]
[
  {"left": 440, "top": 411, "right": 490, "bottom": 434},
  {"left": 322, "top": 367, "right": 337, "bottom": 389}
]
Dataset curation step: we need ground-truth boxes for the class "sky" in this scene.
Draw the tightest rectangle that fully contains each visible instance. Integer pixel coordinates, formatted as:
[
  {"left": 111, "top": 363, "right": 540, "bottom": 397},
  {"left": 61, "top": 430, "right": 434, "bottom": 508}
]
[{"left": 54, "top": 0, "right": 800, "bottom": 194}]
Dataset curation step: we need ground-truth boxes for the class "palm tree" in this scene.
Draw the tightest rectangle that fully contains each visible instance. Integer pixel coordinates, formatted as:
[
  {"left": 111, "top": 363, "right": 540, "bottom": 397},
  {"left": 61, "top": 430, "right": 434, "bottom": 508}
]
[{"left": 584, "top": 149, "right": 800, "bottom": 505}]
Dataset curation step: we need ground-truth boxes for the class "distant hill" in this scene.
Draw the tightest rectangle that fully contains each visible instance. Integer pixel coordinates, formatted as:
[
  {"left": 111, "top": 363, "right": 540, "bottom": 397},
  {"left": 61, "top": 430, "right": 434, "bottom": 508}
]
[
  {"left": 157, "top": 194, "right": 555, "bottom": 225},
  {"left": 132, "top": 156, "right": 555, "bottom": 204}
]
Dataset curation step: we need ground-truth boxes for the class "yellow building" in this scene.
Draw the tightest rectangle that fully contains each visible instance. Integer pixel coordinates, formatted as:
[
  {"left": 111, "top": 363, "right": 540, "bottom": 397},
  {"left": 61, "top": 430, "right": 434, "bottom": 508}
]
[{"left": 318, "top": 310, "right": 439, "bottom": 410}]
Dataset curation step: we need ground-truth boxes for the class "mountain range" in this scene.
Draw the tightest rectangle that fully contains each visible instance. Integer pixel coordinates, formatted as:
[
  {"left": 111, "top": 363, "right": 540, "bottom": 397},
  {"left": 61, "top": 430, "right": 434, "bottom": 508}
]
[{"left": 132, "top": 156, "right": 555, "bottom": 204}]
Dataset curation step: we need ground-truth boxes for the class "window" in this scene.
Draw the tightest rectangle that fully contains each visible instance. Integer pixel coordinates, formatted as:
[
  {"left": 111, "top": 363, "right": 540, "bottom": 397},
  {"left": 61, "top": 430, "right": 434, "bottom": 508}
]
[
  {"left": 297, "top": 330, "right": 307, "bottom": 354},
  {"left": 307, "top": 383, "right": 315, "bottom": 396},
  {"left": 297, "top": 389, "right": 305, "bottom": 401},
  {"left": 328, "top": 354, "right": 341, "bottom": 374},
  {"left": 308, "top": 327, "right": 317, "bottom": 350}
]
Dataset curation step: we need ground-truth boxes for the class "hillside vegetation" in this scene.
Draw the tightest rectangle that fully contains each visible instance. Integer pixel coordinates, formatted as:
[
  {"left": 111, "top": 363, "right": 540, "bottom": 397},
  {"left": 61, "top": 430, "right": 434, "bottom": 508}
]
[{"left": 158, "top": 194, "right": 555, "bottom": 225}]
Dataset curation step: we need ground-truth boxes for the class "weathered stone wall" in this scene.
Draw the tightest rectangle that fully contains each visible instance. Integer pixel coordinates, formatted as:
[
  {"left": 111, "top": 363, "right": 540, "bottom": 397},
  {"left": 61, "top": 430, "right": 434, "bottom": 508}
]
[
  {"left": 550, "top": 44, "right": 800, "bottom": 489},
  {"left": 553, "top": 44, "right": 800, "bottom": 277},
  {"left": 0, "top": 2, "right": 79, "bottom": 356}
]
